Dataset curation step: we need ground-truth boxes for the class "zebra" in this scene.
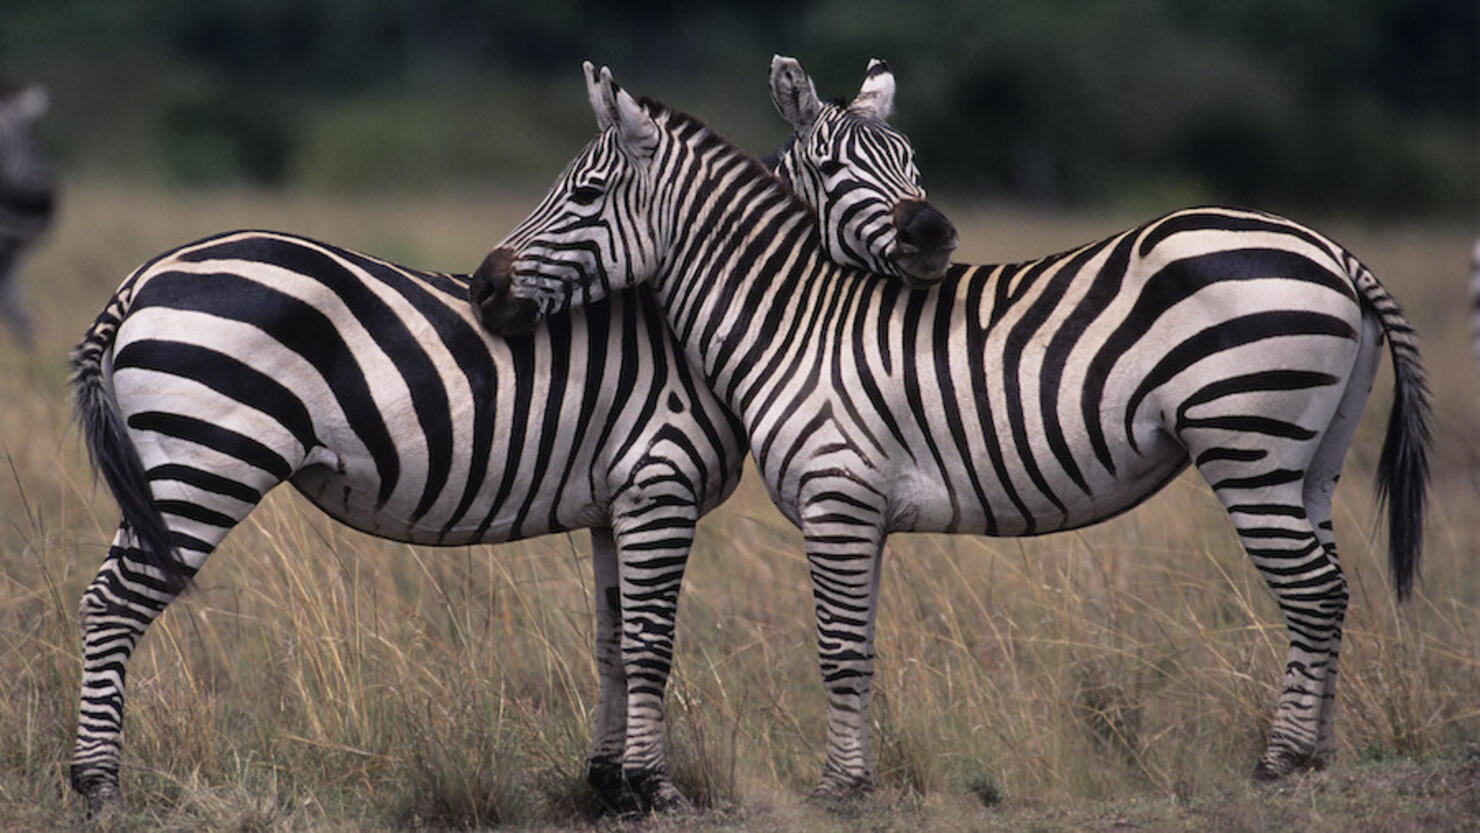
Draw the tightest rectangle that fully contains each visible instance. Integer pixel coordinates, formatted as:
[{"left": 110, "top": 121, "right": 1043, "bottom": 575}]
[
  {"left": 470, "top": 63, "right": 1431, "bottom": 799},
  {"left": 68, "top": 231, "right": 748, "bottom": 815},
  {"left": 66, "top": 57, "right": 941, "bottom": 817},
  {"left": 1471, "top": 240, "right": 1480, "bottom": 386},
  {"left": 0, "top": 81, "right": 54, "bottom": 346}
]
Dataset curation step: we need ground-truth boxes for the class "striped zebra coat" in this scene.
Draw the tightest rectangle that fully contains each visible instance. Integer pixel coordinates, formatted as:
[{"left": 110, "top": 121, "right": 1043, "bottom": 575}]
[
  {"left": 472, "top": 64, "right": 1431, "bottom": 799},
  {"left": 0, "top": 82, "right": 54, "bottom": 345},
  {"left": 68, "top": 231, "right": 747, "bottom": 815}
]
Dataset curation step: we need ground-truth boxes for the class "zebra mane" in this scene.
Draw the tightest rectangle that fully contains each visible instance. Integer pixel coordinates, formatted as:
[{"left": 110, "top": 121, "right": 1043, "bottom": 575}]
[{"left": 634, "top": 94, "right": 812, "bottom": 214}]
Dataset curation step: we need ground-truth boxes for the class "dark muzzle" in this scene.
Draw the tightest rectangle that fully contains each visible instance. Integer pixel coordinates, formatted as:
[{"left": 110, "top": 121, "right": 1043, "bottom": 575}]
[
  {"left": 892, "top": 199, "right": 959, "bottom": 283},
  {"left": 469, "top": 248, "right": 541, "bottom": 337}
]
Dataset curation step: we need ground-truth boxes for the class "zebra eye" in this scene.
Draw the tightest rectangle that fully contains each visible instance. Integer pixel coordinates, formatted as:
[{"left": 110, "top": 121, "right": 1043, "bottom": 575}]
[
  {"left": 818, "top": 160, "right": 844, "bottom": 176},
  {"left": 571, "top": 185, "right": 604, "bottom": 206}
]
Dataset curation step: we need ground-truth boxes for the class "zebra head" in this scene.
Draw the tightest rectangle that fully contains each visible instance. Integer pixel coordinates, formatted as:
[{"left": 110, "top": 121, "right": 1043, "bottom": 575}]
[
  {"left": 769, "top": 55, "right": 957, "bottom": 286},
  {"left": 471, "top": 62, "right": 665, "bottom": 336},
  {"left": 0, "top": 82, "right": 48, "bottom": 126},
  {"left": 0, "top": 82, "right": 52, "bottom": 190}
]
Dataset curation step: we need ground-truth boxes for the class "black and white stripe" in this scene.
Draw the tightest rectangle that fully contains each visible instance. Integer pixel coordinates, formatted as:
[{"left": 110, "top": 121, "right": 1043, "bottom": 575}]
[
  {"left": 477, "top": 65, "right": 1431, "bottom": 798},
  {"left": 0, "top": 82, "right": 54, "bottom": 346},
  {"left": 69, "top": 231, "right": 745, "bottom": 814}
]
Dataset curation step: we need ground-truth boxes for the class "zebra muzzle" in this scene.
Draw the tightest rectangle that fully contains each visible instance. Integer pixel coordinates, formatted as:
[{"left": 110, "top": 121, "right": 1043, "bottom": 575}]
[
  {"left": 892, "top": 199, "right": 958, "bottom": 284},
  {"left": 470, "top": 248, "right": 541, "bottom": 336}
]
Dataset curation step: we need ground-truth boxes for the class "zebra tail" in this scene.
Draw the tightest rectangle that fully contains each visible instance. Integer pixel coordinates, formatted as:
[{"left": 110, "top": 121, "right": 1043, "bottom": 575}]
[
  {"left": 1353, "top": 260, "right": 1431, "bottom": 602},
  {"left": 70, "top": 301, "right": 193, "bottom": 597}
]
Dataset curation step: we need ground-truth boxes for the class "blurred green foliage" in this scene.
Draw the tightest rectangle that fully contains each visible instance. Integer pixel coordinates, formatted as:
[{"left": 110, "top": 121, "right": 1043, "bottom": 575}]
[{"left": 1, "top": 0, "right": 1473, "bottom": 216}]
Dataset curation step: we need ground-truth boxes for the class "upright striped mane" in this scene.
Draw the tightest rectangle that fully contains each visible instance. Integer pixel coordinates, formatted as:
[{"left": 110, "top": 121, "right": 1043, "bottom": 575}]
[{"left": 636, "top": 95, "right": 815, "bottom": 215}]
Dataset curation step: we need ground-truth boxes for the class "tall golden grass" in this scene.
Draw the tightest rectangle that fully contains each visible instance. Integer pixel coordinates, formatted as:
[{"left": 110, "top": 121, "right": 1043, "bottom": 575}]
[{"left": 0, "top": 181, "right": 1475, "bottom": 831}]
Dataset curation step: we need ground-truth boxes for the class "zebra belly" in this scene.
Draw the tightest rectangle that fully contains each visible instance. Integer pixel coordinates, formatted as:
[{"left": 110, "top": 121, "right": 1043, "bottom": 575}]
[
  {"left": 289, "top": 457, "right": 603, "bottom": 547},
  {"left": 902, "top": 428, "right": 1190, "bottom": 536},
  {"left": 1031, "top": 434, "right": 1191, "bottom": 534}
]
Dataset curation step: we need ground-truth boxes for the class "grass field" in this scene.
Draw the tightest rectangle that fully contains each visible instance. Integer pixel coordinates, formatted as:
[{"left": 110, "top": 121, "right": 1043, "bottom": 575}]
[{"left": 0, "top": 180, "right": 1476, "bottom": 832}]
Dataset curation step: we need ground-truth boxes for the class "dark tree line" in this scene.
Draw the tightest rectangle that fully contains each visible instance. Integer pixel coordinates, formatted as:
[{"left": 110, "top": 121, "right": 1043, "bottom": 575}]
[{"left": 2, "top": 0, "right": 1473, "bottom": 215}]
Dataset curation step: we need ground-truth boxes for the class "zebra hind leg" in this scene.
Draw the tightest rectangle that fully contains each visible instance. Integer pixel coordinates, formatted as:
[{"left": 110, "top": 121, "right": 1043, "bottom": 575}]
[
  {"left": 70, "top": 527, "right": 200, "bottom": 817},
  {"left": 1288, "top": 322, "right": 1383, "bottom": 771},
  {"left": 71, "top": 454, "right": 275, "bottom": 816},
  {"left": 1191, "top": 410, "right": 1352, "bottom": 782},
  {"left": 1215, "top": 476, "right": 1348, "bottom": 781},
  {"left": 1181, "top": 337, "right": 1375, "bottom": 780}
]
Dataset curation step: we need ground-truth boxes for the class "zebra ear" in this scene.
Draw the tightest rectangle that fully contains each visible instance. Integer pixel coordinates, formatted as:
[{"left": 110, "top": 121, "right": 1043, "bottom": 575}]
[
  {"left": 769, "top": 54, "right": 821, "bottom": 132},
  {"left": 584, "top": 60, "right": 618, "bottom": 133},
  {"left": 601, "top": 67, "right": 658, "bottom": 159},
  {"left": 850, "top": 58, "right": 895, "bottom": 121}
]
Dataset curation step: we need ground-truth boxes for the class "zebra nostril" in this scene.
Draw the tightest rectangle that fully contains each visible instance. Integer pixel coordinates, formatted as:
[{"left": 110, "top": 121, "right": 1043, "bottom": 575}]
[
  {"left": 894, "top": 200, "right": 958, "bottom": 255},
  {"left": 470, "top": 248, "right": 540, "bottom": 336}
]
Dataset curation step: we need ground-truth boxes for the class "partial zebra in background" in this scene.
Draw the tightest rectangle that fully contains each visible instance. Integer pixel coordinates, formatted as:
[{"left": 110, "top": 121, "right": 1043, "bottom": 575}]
[
  {"left": 66, "top": 58, "right": 943, "bottom": 817},
  {"left": 0, "top": 82, "right": 54, "bottom": 346},
  {"left": 1471, "top": 241, "right": 1479, "bottom": 386},
  {"left": 471, "top": 64, "right": 1430, "bottom": 799}
]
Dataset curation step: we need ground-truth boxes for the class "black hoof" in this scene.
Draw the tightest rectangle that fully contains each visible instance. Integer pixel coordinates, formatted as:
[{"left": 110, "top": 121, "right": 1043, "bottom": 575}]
[
  {"left": 808, "top": 771, "right": 876, "bottom": 804},
  {"left": 587, "top": 757, "right": 641, "bottom": 815},
  {"left": 71, "top": 764, "right": 123, "bottom": 820},
  {"left": 1252, "top": 750, "right": 1319, "bottom": 782},
  {"left": 626, "top": 768, "right": 695, "bottom": 814}
]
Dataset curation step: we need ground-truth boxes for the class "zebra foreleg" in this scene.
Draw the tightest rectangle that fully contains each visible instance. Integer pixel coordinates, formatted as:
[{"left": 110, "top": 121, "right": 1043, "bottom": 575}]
[
  {"left": 69, "top": 532, "right": 190, "bottom": 817},
  {"left": 585, "top": 526, "right": 640, "bottom": 813},
  {"left": 800, "top": 498, "right": 887, "bottom": 801},
  {"left": 610, "top": 480, "right": 699, "bottom": 812}
]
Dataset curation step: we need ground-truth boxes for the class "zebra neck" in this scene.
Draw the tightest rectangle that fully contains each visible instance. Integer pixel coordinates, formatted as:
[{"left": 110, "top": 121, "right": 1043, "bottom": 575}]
[{"left": 647, "top": 124, "right": 851, "bottom": 420}]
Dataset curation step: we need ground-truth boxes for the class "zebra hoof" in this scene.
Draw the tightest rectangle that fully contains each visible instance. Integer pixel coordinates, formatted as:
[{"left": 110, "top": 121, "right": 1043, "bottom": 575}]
[
  {"left": 83, "top": 783, "right": 124, "bottom": 821},
  {"left": 586, "top": 757, "right": 641, "bottom": 815},
  {"left": 1252, "top": 749, "right": 1319, "bottom": 782},
  {"left": 71, "top": 764, "right": 124, "bottom": 820},
  {"left": 1251, "top": 760, "right": 1287, "bottom": 782},
  {"left": 626, "top": 768, "right": 694, "bottom": 814},
  {"left": 807, "top": 770, "right": 876, "bottom": 804}
]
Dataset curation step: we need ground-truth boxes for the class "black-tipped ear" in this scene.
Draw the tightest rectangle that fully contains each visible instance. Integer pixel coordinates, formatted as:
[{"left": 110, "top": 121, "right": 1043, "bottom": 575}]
[
  {"left": 601, "top": 67, "right": 658, "bottom": 158},
  {"left": 770, "top": 54, "right": 821, "bottom": 132},
  {"left": 850, "top": 58, "right": 895, "bottom": 121}
]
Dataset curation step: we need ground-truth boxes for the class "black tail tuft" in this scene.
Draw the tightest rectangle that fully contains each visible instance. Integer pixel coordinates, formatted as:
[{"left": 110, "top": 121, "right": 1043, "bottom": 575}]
[{"left": 71, "top": 317, "right": 194, "bottom": 597}]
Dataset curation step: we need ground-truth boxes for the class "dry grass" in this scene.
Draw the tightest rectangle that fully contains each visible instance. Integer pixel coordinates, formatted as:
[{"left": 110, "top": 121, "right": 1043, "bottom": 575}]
[{"left": 0, "top": 181, "right": 1476, "bottom": 831}]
